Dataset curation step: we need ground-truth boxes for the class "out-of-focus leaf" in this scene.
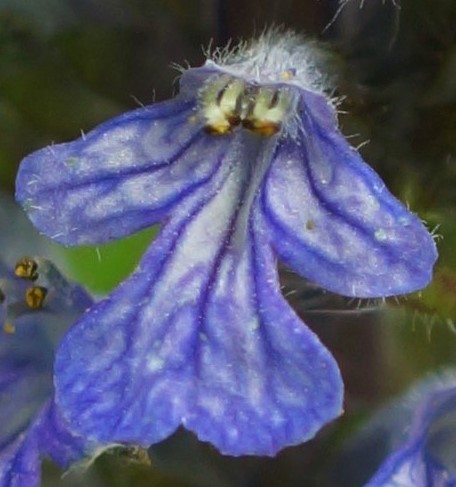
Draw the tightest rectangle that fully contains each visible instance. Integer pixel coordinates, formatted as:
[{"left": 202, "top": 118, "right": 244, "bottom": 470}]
[{"left": 58, "top": 226, "right": 156, "bottom": 293}]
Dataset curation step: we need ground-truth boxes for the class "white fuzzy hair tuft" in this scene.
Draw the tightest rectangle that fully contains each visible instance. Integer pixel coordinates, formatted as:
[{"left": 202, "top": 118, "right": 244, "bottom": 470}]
[{"left": 204, "top": 27, "right": 337, "bottom": 96}]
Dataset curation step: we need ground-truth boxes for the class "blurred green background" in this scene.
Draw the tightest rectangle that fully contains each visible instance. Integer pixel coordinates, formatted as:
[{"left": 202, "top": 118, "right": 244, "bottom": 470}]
[{"left": 1, "top": 0, "right": 456, "bottom": 485}]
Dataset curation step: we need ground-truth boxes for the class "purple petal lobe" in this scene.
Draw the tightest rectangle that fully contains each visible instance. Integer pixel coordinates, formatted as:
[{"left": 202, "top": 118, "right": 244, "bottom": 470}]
[
  {"left": 0, "top": 400, "right": 86, "bottom": 487},
  {"left": 364, "top": 385, "right": 456, "bottom": 487},
  {"left": 0, "top": 429, "right": 40, "bottom": 487},
  {"left": 0, "top": 322, "right": 53, "bottom": 450},
  {"left": 262, "top": 91, "right": 437, "bottom": 297},
  {"left": 55, "top": 132, "right": 343, "bottom": 456},
  {"left": 335, "top": 373, "right": 456, "bottom": 487},
  {"left": 16, "top": 95, "right": 231, "bottom": 246}
]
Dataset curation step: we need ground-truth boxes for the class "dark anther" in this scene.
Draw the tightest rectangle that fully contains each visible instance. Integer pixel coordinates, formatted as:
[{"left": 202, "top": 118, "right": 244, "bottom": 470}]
[
  {"left": 15, "top": 257, "right": 39, "bottom": 281},
  {"left": 241, "top": 118, "right": 255, "bottom": 131},
  {"left": 227, "top": 114, "right": 241, "bottom": 127},
  {"left": 25, "top": 286, "right": 47, "bottom": 309},
  {"left": 0, "top": 288, "right": 4, "bottom": 303}
]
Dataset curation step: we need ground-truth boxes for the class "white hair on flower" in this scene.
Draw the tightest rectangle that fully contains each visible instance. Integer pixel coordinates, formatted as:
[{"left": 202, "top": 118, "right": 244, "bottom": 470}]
[
  {"left": 195, "top": 28, "right": 339, "bottom": 139},
  {"left": 205, "top": 27, "right": 336, "bottom": 96}
]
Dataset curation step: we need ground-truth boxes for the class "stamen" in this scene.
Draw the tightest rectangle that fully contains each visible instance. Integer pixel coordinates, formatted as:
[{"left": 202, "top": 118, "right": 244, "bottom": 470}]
[
  {"left": 200, "top": 76, "right": 245, "bottom": 135},
  {"left": 1, "top": 257, "right": 88, "bottom": 335},
  {"left": 15, "top": 256, "right": 39, "bottom": 281},
  {"left": 242, "top": 88, "right": 289, "bottom": 136},
  {"left": 200, "top": 76, "right": 295, "bottom": 137},
  {"left": 25, "top": 286, "right": 48, "bottom": 310}
]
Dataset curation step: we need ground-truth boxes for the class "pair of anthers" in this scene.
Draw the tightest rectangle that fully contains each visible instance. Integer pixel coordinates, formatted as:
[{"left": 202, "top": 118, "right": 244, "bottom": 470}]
[
  {"left": 199, "top": 74, "right": 294, "bottom": 136},
  {"left": 0, "top": 257, "right": 48, "bottom": 334}
]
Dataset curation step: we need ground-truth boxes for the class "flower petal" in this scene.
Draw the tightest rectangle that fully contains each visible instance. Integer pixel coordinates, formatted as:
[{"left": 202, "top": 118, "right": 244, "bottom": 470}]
[
  {"left": 0, "top": 400, "right": 87, "bottom": 487},
  {"left": 364, "top": 447, "right": 428, "bottom": 487},
  {"left": 16, "top": 95, "right": 232, "bottom": 246},
  {"left": 37, "top": 400, "right": 87, "bottom": 468},
  {"left": 334, "top": 374, "right": 456, "bottom": 487},
  {"left": 261, "top": 91, "right": 437, "bottom": 297},
  {"left": 183, "top": 217, "right": 343, "bottom": 455},
  {"left": 364, "top": 387, "right": 456, "bottom": 487},
  {"left": 54, "top": 135, "right": 343, "bottom": 456},
  {"left": 0, "top": 322, "right": 53, "bottom": 449},
  {"left": 0, "top": 428, "right": 40, "bottom": 487}
]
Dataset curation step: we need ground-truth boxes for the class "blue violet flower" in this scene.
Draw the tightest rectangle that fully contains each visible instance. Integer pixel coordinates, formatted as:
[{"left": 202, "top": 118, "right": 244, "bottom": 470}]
[
  {"left": 16, "top": 31, "right": 437, "bottom": 456},
  {"left": 0, "top": 256, "right": 93, "bottom": 486},
  {"left": 335, "top": 372, "right": 456, "bottom": 487}
]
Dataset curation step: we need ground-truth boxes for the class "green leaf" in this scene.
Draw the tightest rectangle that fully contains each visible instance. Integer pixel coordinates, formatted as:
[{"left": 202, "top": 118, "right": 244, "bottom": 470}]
[{"left": 58, "top": 226, "right": 157, "bottom": 294}]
